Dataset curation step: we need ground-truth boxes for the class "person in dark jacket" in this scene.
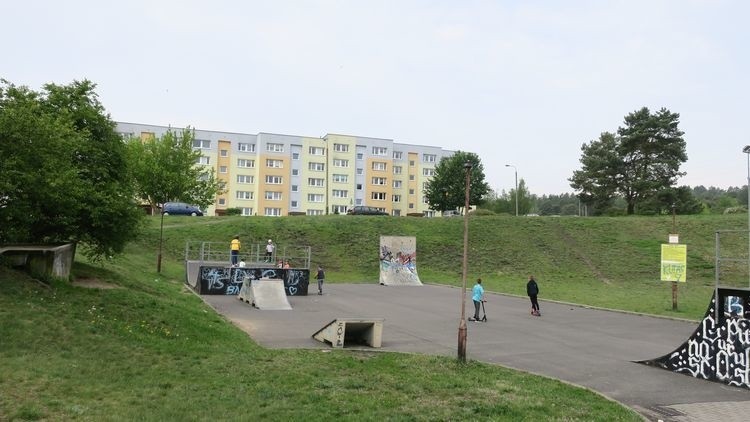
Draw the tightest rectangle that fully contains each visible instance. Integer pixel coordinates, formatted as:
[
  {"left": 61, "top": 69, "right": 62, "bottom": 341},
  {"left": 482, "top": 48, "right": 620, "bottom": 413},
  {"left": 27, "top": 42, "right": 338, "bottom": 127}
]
[
  {"left": 526, "top": 275, "right": 540, "bottom": 316},
  {"left": 316, "top": 265, "right": 325, "bottom": 295}
]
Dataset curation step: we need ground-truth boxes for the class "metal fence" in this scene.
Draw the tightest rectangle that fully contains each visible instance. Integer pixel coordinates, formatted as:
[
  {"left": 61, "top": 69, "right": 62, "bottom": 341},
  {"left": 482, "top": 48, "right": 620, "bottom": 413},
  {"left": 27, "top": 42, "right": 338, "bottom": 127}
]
[
  {"left": 715, "top": 230, "right": 750, "bottom": 289},
  {"left": 184, "top": 241, "right": 312, "bottom": 269}
]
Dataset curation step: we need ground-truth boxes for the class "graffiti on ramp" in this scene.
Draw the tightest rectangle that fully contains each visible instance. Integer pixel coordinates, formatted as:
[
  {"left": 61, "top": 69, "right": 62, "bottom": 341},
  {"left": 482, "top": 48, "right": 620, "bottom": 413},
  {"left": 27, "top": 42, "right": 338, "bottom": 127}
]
[{"left": 379, "top": 236, "right": 422, "bottom": 286}]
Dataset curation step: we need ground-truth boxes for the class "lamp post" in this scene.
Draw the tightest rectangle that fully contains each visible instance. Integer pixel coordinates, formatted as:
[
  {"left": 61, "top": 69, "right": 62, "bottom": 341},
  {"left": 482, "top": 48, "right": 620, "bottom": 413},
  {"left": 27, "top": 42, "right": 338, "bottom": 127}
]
[
  {"left": 743, "top": 146, "right": 750, "bottom": 285},
  {"left": 505, "top": 164, "right": 518, "bottom": 216},
  {"left": 458, "top": 160, "right": 472, "bottom": 362}
]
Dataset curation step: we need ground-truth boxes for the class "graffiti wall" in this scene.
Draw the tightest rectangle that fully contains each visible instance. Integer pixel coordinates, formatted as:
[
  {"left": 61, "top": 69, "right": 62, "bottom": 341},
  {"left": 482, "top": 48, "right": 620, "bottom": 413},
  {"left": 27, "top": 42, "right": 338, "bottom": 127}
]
[
  {"left": 197, "top": 266, "right": 309, "bottom": 296},
  {"left": 379, "top": 236, "right": 422, "bottom": 286},
  {"left": 640, "top": 289, "right": 750, "bottom": 389}
]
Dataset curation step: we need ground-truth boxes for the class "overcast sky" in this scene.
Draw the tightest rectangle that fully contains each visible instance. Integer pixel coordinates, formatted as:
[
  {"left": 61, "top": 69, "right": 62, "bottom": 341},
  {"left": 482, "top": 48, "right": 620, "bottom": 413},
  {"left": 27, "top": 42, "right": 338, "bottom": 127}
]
[{"left": 4, "top": 1, "right": 748, "bottom": 195}]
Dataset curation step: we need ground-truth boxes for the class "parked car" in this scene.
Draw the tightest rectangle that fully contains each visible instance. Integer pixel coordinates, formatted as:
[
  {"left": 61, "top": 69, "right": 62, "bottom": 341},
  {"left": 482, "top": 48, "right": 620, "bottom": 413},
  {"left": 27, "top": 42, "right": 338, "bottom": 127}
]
[
  {"left": 162, "top": 202, "right": 203, "bottom": 216},
  {"left": 347, "top": 206, "right": 388, "bottom": 215}
]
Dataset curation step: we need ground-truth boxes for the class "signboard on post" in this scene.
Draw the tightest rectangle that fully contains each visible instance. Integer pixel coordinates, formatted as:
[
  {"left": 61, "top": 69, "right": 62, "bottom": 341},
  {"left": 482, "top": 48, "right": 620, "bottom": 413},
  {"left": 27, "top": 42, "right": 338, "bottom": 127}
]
[{"left": 660, "top": 244, "right": 687, "bottom": 282}]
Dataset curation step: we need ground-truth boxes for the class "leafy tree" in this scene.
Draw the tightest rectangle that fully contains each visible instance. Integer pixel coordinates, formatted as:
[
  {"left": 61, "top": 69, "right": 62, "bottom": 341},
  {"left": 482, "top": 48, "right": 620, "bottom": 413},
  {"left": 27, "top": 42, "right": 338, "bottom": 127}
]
[
  {"left": 508, "top": 179, "right": 535, "bottom": 215},
  {"left": 638, "top": 186, "right": 703, "bottom": 215},
  {"left": 570, "top": 107, "right": 687, "bottom": 215},
  {"left": 126, "top": 128, "right": 223, "bottom": 210},
  {"left": 0, "top": 79, "right": 142, "bottom": 259},
  {"left": 423, "top": 151, "right": 490, "bottom": 213}
]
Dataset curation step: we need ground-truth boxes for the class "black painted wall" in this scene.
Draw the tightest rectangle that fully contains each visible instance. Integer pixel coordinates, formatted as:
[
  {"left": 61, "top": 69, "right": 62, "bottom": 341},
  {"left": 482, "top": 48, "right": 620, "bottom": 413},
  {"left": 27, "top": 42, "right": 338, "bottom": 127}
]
[{"left": 197, "top": 266, "right": 309, "bottom": 296}]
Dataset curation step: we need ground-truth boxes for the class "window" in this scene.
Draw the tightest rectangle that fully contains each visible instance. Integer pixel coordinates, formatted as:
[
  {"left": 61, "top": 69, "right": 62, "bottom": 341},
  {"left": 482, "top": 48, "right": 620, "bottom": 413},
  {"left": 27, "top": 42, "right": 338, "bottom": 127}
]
[
  {"left": 333, "top": 159, "right": 349, "bottom": 168},
  {"left": 218, "top": 198, "right": 226, "bottom": 205},
  {"left": 197, "top": 156, "right": 210, "bottom": 165},
  {"left": 220, "top": 149, "right": 228, "bottom": 157},
  {"left": 356, "top": 184, "right": 363, "bottom": 190},
  {"left": 237, "top": 175, "right": 254, "bottom": 184},
  {"left": 309, "top": 146, "right": 325, "bottom": 155},
  {"left": 372, "top": 146, "right": 387, "bottom": 156},
  {"left": 238, "top": 159, "right": 255, "bottom": 168},
  {"left": 371, "top": 177, "right": 387, "bottom": 185},
  {"left": 308, "top": 178, "right": 324, "bottom": 187},
  {"left": 265, "top": 191, "right": 282, "bottom": 200},
  {"left": 409, "top": 175, "right": 415, "bottom": 181},
  {"left": 265, "top": 175, "right": 283, "bottom": 184},
  {"left": 334, "top": 143, "right": 349, "bottom": 152},
  {"left": 291, "top": 200, "right": 298, "bottom": 208},
  {"left": 372, "top": 162, "right": 387, "bottom": 171},
  {"left": 266, "top": 159, "right": 283, "bottom": 168},
  {"left": 219, "top": 166, "right": 228, "bottom": 174},
  {"left": 236, "top": 191, "right": 254, "bottom": 200},
  {"left": 393, "top": 151, "right": 403, "bottom": 160},
  {"left": 393, "top": 194, "right": 402, "bottom": 203},
  {"left": 409, "top": 160, "right": 415, "bottom": 166},
  {"left": 267, "top": 143, "right": 284, "bottom": 152},
  {"left": 423, "top": 154, "right": 437, "bottom": 163},
  {"left": 356, "top": 153, "right": 364, "bottom": 160},
  {"left": 332, "top": 174, "right": 348, "bottom": 183},
  {"left": 371, "top": 192, "right": 387, "bottom": 200},
  {"left": 409, "top": 189, "right": 415, "bottom": 194},
  {"left": 423, "top": 196, "right": 430, "bottom": 204},
  {"left": 307, "top": 194, "right": 324, "bottom": 203},
  {"left": 238, "top": 143, "right": 255, "bottom": 152},
  {"left": 292, "top": 152, "right": 300, "bottom": 160},
  {"left": 392, "top": 209, "right": 401, "bottom": 216},
  {"left": 393, "top": 166, "right": 402, "bottom": 175},
  {"left": 409, "top": 203, "right": 415, "bottom": 209},
  {"left": 264, "top": 207, "right": 282, "bottom": 216},
  {"left": 423, "top": 168, "right": 435, "bottom": 176},
  {"left": 422, "top": 182, "right": 429, "bottom": 190},
  {"left": 393, "top": 180, "right": 403, "bottom": 188},
  {"left": 241, "top": 207, "right": 254, "bottom": 216},
  {"left": 307, "top": 209, "right": 324, "bottom": 216},
  {"left": 291, "top": 185, "right": 298, "bottom": 192},
  {"left": 356, "top": 168, "right": 363, "bottom": 175},
  {"left": 332, "top": 204, "right": 348, "bottom": 214},
  {"left": 332, "top": 189, "right": 348, "bottom": 198},
  {"left": 193, "top": 139, "right": 210, "bottom": 149},
  {"left": 292, "top": 169, "right": 299, "bottom": 176},
  {"left": 309, "top": 162, "right": 325, "bottom": 171}
]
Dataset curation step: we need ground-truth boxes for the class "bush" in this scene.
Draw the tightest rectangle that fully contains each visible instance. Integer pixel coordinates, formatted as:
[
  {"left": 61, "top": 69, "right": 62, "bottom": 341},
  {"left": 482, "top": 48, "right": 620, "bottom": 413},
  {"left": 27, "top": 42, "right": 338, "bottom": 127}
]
[{"left": 225, "top": 208, "right": 242, "bottom": 216}]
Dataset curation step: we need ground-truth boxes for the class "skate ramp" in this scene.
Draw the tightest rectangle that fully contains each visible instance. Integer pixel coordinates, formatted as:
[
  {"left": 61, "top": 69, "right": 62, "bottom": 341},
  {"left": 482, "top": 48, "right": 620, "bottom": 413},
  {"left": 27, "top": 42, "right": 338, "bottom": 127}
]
[
  {"left": 238, "top": 278, "right": 292, "bottom": 310},
  {"left": 379, "top": 236, "right": 422, "bottom": 286},
  {"left": 312, "top": 318, "right": 384, "bottom": 348},
  {"left": 639, "top": 288, "right": 750, "bottom": 389}
]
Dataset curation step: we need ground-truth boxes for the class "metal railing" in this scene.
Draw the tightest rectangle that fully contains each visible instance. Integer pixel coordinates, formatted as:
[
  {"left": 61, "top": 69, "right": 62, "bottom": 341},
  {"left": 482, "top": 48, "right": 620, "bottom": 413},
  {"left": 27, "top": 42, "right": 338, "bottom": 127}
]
[{"left": 184, "top": 241, "right": 311, "bottom": 269}]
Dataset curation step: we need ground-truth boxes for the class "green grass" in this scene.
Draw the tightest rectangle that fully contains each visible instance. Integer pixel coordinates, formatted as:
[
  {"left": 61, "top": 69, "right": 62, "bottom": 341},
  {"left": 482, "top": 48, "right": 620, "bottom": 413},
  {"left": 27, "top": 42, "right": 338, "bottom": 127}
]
[{"left": 1, "top": 260, "right": 639, "bottom": 420}]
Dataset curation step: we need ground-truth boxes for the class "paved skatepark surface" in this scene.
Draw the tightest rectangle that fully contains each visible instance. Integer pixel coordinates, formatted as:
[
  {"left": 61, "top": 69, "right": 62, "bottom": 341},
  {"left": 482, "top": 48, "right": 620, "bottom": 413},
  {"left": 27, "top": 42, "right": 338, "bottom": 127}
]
[{"left": 199, "top": 283, "right": 749, "bottom": 421}]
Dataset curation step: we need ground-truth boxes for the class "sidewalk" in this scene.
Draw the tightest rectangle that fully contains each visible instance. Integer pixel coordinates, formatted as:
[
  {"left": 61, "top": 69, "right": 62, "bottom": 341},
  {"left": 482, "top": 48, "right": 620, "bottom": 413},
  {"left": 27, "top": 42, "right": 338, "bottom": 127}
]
[{"left": 200, "top": 283, "right": 749, "bottom": 421}]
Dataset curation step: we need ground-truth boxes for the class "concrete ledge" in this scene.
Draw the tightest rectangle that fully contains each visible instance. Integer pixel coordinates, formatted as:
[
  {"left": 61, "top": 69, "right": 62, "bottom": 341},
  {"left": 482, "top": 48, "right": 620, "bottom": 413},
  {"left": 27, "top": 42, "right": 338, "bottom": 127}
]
[{"left": 0, "top": 243, "right": 76, "bottom": 279}]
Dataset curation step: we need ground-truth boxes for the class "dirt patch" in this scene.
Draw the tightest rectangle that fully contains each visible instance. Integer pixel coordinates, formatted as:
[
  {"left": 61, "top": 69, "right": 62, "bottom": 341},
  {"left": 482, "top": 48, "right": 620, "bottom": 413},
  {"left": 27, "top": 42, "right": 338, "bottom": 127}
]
[{"left": 72, "top": 278, "right": 119, "bottom": 289}]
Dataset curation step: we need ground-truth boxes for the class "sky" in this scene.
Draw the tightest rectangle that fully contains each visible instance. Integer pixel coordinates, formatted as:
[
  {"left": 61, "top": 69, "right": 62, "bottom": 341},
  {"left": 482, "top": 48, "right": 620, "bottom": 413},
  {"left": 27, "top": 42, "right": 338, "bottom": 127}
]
[{"left": 3, "top": 0, "right": 749, "bottom": 195}]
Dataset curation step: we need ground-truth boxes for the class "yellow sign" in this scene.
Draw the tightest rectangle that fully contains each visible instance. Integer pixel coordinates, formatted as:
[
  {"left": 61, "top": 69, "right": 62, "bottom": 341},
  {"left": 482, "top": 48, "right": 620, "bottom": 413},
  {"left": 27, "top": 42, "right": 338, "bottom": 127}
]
[{"left": 661, "top": 244, "right": 687, "bottom": 282}]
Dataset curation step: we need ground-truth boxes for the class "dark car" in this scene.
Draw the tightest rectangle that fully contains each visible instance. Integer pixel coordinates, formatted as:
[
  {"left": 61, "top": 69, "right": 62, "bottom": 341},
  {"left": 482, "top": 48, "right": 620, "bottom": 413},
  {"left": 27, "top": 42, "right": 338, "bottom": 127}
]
[
  {"left": 347, "top": 206, "right": 388, "bottom": 215},
  {"left": 162, "top": 202, "right": 203, "bottom": 216}
]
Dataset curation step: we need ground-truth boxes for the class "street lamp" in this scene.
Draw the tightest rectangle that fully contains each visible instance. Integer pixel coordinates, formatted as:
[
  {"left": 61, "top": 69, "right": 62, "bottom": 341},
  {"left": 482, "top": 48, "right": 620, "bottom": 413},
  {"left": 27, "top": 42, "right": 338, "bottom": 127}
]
[
  {"left": 505, "top": 164, "right": 518, "bottom": 216},
  {"left": 458, "top": 161, "right": 472, "bottom": 362},
  {"left": 743, "top": 146, "right": 750, "bottom": 285}
]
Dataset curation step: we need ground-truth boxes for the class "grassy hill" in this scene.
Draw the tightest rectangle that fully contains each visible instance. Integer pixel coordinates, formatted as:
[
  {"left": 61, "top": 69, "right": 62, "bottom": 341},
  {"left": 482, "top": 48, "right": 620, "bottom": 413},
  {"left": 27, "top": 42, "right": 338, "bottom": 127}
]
[
  {"left": 150, "top": 213, "right": 747, "bottom": 320},
  {"left": 3, "top": 213, "right": 744, "bottom": 420}
]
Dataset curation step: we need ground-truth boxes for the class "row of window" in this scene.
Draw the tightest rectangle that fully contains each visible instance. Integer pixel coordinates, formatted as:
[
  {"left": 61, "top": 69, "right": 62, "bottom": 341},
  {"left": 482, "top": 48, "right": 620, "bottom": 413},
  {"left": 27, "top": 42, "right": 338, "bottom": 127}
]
[
  {"left": 209, "top": 158, "right": 433, "bottom": 177},
  {"left": 226, "top": 174, "right": 434, "bottom": 191},
  {"left": 193, "top": 139, "right": 438, "bottom": 162},
  {"left": 223, "top": 203, "right": 434, "bottom": 217},
  {"left": 233, "top": 191, "right": 424, "bottom": 203}
]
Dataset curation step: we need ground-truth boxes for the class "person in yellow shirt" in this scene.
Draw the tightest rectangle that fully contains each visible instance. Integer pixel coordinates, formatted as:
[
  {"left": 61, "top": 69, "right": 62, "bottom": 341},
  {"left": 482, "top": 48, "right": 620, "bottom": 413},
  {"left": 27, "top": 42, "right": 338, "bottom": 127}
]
[{"left": 230, "top": 235, "right": 241, "bottom": 267}]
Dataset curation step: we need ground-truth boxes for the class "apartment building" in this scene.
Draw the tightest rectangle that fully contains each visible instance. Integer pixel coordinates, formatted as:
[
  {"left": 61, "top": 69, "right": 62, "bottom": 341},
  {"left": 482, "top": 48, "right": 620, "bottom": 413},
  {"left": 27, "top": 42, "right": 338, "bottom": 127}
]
[{"left": 116, "top": 122, "right": 455, "bottom": 217}]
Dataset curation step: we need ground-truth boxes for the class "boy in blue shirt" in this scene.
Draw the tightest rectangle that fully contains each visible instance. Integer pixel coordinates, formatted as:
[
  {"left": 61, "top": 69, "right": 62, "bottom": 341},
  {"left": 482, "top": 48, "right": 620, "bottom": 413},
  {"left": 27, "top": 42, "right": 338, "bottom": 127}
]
[{"left": 469, "top": 278, "right": 485, "bottom": 322}]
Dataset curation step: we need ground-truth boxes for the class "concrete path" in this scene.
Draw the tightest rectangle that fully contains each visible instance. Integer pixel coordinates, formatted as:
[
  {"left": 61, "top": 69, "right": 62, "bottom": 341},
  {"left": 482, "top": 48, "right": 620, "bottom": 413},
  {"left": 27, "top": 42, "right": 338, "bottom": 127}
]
[{"left": 200, "top": 283, "right": 749, "bottom": 421}]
